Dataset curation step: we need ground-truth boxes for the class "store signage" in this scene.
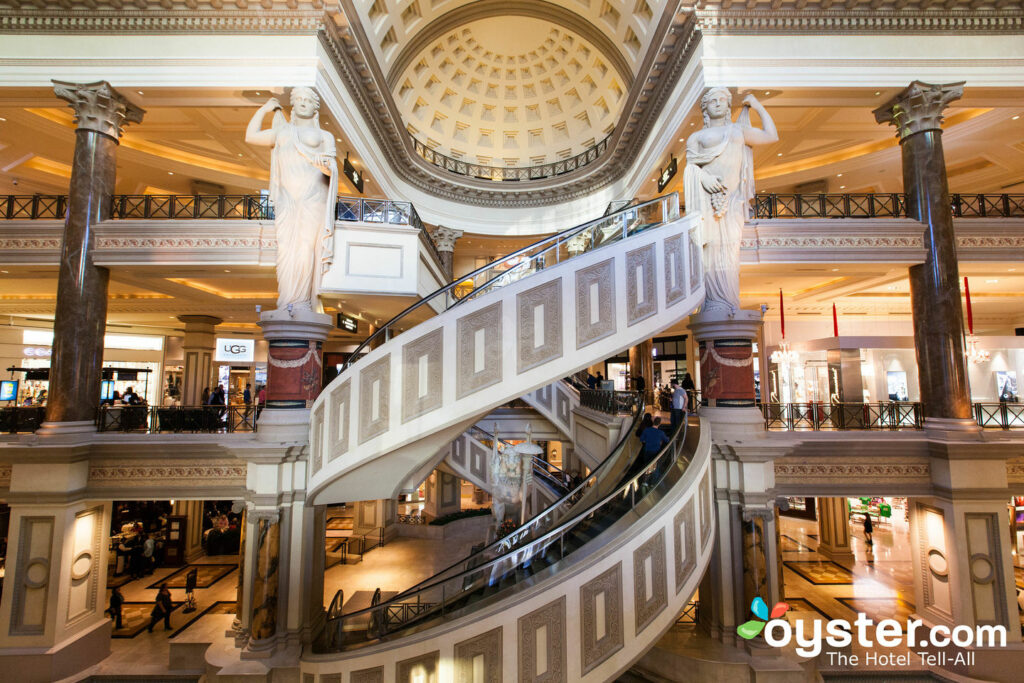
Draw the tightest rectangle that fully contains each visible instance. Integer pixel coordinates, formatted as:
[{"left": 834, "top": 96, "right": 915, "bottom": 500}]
[
  {"left": 215, "top": 338, "right": 255, "bottom": 363},
  {"left": 0, "top": 380, "right": 17, "bottom": 401},
  {"left": 657, "top": 157, "right": 677, "bottom": 192},
  {"left": 337, "top": 312, "right": 359, "bottom": 334},
  {"left": 23, "top": 346, "right": 52, "bottom": 357},
  {"left": 343, "top": 156, "right": 364, "bottom": 194}
]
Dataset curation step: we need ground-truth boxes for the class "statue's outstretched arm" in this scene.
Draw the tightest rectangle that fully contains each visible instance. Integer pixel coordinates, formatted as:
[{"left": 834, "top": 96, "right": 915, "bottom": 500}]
[
  {"left": 740, "top": 93, "right": 779, "bottom": 146},
  {"left": 245, "top": 98, "right": 281, "bottom": 147}
]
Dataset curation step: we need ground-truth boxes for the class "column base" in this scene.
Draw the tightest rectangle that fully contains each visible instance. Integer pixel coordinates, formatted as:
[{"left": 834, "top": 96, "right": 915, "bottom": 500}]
[
  {"left": 255, "top": 407, "right": 312, "bottom": 444},
  {"left": 700, "top": 406, "right": 766, "bottom": 439},
  {"left": 35, "top": 420, "right": 96, "bottom": 436},
  {"left": 923, "top": 416, "right": 981, "bottom": 439},
  {"left": 0, "top": 618, "right": 111, "bottom": 683}
]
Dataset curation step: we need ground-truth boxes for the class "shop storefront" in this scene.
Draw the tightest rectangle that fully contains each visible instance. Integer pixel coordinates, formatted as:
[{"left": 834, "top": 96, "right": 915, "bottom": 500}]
[{"left": 1, "top": 327, "right": 166, "bottom": 407}]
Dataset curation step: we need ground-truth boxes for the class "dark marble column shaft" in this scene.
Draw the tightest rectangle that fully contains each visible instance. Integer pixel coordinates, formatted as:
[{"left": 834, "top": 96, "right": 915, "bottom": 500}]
[
  {"left": 628, "top": 340, "right": 655, "bottom": 406},
  {"left": 250, "top": 513, "right": 281, "bottom": 642},
  {"left": 45, "top": 82, "right": 143, "bottom": 425},
  {"left": 875, "top": 82, "right": 970, "bottom": 421}
]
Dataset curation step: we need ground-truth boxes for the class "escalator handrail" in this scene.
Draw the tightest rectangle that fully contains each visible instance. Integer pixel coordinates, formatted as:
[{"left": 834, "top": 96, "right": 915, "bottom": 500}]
[
  {"left": 357, "top": 394, "right": 643, "bottom": 613},
  {"left": 326, "top": 409, "right": 692, "bottom": 638},
  {"left": 342, "top": 193, "right": 679, "bottom": 370}
]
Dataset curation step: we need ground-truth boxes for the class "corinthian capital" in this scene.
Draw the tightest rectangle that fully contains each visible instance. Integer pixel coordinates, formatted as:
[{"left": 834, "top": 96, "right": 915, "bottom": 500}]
[
  {"left": 52, "top": 80, "right": 145, "bottom": 139},
  {"left": 429, "top": 226, "right": 463, "bottom": 253},
  {"left": 873, "top": 81, "right": 964, "bottom": 140}
]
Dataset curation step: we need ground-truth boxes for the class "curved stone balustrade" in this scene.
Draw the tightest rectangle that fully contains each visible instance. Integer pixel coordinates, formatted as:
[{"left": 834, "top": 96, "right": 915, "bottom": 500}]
[
  {"left": 307, "top": 209, "right": 704, "bottom": 505},
  {"left": 300, "top": 418, "right": 714, "bottom": 681}
]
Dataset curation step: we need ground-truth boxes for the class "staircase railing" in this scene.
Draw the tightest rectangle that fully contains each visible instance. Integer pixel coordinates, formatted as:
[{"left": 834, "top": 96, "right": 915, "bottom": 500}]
[
  {"left": 343, "top": 193, "right": 680, "bottom": 368},
  {"left": 316, "top": 404, "right": 697, "bottom": 650}
]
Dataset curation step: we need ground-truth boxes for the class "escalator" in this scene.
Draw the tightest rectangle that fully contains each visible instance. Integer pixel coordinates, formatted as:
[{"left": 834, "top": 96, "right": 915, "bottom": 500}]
[
  {"left": 308, "top": 193, "right": 703, "bottom": 505},
  {"left": 303, "top": 193, "right": 712, "bottom": 680}
]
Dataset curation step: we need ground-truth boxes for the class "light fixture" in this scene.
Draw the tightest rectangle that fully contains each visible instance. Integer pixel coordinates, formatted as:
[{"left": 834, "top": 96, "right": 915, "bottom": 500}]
[
  {"left": 0, "top": 116, "right": 7, "bottom": 122},
  {"left": 776, "top": 152, "right": 783, "bottom": 156},
  {"left": 770, "top": 288, "right": 799, "bottom": 366},
  {"left": 690, "top": 122, "right": 695, "bottom": 126},
  {"left": 237, "top": 153, "right": 244, "bottom": 157},
  {"left": 874, "top": 91, "right": 881, "bottom": 96},
  {"left": 137, "top": 90, "right": 144, "bottom": 95},
  {"left": 336, "top": 137, "right": 342, "bottom": 142},
  {"left": 224, "top": 269, "right": 231, "bottom": 273},
  {"left": 1013, "top": 115, "right": 1021, "bottom": 120},
  {"left": 839, "top": 185, "right": 846, "bottom": 189},
  {"left": 1009, "top": 268, "right": 1017, "bottom": 272},
  {"left": 678, "top": 138, "right": 684, "bottom": 142},
  {"left": 831, "top": 268, "right": 839, "bottom": 272},
  {"left": 963, "top": 276, "right": 989, "bottom": 364},
  {"left": 168, "top": 171, "right": 174, "bottom": 175},
  {"left": 764, "top": 91, "right": 770, "bottom": 95},
  {"left": 986, "top": 279, "right": 998, "bottom": 283},
  {"left": 836, "top": 173, "right": 843, "bottom": 177}
]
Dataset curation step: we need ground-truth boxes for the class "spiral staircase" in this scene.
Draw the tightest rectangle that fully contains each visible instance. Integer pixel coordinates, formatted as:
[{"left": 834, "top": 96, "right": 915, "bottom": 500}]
[{"left": 301, "top": 194, "right": 716, "bottom": 681}]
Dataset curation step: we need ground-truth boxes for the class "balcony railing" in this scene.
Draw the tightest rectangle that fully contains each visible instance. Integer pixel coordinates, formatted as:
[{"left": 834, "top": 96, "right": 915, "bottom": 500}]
[
  {"left": 762, "top": 401, "right": 1024, "bottom": 431},
  {"left": 95, "top": 404, "right": 259, "bottom": 434},
  {"left": 753, "top": 193, "right": 1024, "bottom": 219},
  {"left": 579, "top": 389, "right": 641, "bottom": 415},
  {"left": 411, "top": 136, "right": 610, "bottom": 182}
]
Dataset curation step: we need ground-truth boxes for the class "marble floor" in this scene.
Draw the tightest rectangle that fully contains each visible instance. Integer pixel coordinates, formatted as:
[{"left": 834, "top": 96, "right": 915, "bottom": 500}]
[{"left": 64, "top": 554, "right": 240, "bottom": 681}]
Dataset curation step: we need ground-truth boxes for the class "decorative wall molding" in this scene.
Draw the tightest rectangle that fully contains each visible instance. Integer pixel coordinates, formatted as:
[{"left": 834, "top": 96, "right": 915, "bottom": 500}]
[
  {"left": 88, "top": 461, "right": 246, "bottom": 486},
  {"left": 690, "top": 7, "right": 1024, "bottom": 35},
  {"left": 0, "top": 6, "right": 324, "bottom": 34},
  {"left": 774, "top": 460, "right": 930, "bottom": 484}
]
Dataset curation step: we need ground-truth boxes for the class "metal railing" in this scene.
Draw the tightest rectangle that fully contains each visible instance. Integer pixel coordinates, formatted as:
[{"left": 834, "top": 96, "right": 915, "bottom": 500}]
[
  {"left": 762, "top": 401, "right": 1024, "bottom": 431},
  {"left": 579, "top": 389, "right": 641, "bottom": 415},
  {"left": 95, "top": 404, "right": 259, "bottom": 433},
  {"left": 752, "top": 193, "right": 1024, "bottom": 219},
  {"left": 343, "top": 193, "right": 681, "bottom": 368},
  {"left": 412, "top": 136, "right": 610, "bottom": 182},
  {"left": 315, "top": 399, "right": 699, "bottom": 650},
  {"left": 0, "top": 406, "right": 46, "bottom": 434}
]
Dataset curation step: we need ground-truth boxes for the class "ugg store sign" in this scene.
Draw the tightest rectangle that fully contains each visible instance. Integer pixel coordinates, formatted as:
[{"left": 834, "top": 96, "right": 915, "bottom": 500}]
[{"left": 215, "top": 338, "right": 255, "bottom": 363}]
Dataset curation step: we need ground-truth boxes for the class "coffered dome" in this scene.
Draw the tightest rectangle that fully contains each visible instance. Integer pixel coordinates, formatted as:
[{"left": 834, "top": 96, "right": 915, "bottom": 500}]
[{"left": 393, "top": 16, "right": 627, "bottom": 168}]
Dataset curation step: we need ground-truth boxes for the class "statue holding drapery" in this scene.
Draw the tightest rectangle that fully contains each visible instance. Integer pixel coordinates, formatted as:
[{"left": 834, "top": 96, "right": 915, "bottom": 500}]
[
  {"left": 684, "top": 89, "right": 777, "bottom": 313},
  {"left": 245, "top": 87, "right": 338, "bottom": 313}
]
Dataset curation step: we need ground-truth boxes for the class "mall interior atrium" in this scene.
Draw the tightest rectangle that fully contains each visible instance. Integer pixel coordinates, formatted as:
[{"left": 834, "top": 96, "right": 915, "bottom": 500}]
[{"left": 1, "top": 1, "right": 1024, "bottom": 682}]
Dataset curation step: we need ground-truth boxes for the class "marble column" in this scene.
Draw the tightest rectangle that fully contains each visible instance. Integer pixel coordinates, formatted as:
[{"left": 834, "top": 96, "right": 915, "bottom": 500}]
[
  {"left": 429, "top": 225, "right": 462, "bottom": 280},
  {"left": 39, "top": 82, "right": 143, "bottom": 434},
  {"left": 816, "top": 496, "right": 854, "bottom": 563},
  {"left": 874, "top": 82, "right": 974, "bottom": 429},
  {"left": 178, "top": 315, "right": 221, "bottom": 406},
  {"left": 628, "top": 339, "right": 655, "bottom": 407},
  {"left": 172, "top": 499, "right": 206, "bottom": 563},
  {"left": 248, "top": 509, "right": 282, "bottom": 648},
  {"left": 257, "top": 309, "right": 332, "bottom": 442},
  {"left": 740, "top": 507, "right": 784, "bottom": 616},
  {"left": 230, "top": 508, "right": 248, "bottom": 644}
]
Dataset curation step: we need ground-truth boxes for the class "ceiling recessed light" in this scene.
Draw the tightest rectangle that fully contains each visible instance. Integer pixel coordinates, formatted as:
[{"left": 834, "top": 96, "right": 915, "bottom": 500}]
[
  {"left": 764, "top": 91, "right": 770, "bottom": 95},
  {"left": 1013, "top": 115, "right": 1021, "bottom": 121},
  {"left": 690, "top": 122, "right": 695, "bottom": 126},
  {"left": 836, "top": 173, "right": 843, "bottom": 177},
  {"left": 224, "top": 269, "right": 231, "bottom": 273},
  {"left": 336, "top": 137, "right": 342, "bottom": 142},
  {"left": 776, "top": 152, "right": 782, "bottom": 156},
  {"left": 137, "top": 90, "right": 144, "bottom": 95},
  {"left": 839, "top": 185, "right": 846, "bottom": 189},
  {"left": 0, "top": 117, "right": 7, "bottom": 122},
  {"left": 167, "top": 171, "right": 174, "bottom": 175},
  {"left": 1, "top": 270, "right": 8, "bottom": 274},
  {"left": 678, "top": 138, "right": 684, "bottom": 142},
  {"left": 1009, "top": 268, "right": 1016, "bottom": 272},
  {"left": 831, "top": 268, "right": 839, "bottom": 272},
  {"left": 237, "top": 153, "right": 243, "bottom": 157},
  {"left": 874, "top": 91, "right": 881, "bottom": 96},
  {"left": 986, "top": 279, "right": 999, "bottom": 283},
  {"left": 255, "top": 92, "right": 261, "bottom": 96}
]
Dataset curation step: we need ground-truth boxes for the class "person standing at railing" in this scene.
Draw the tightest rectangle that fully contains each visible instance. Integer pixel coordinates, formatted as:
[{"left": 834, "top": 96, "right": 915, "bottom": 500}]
[
  {"left": 670, "top": 379, "right": 687, "bottom": 429},
  {"left": 245, "top": 88, "right": 338, "bottom": 314}
]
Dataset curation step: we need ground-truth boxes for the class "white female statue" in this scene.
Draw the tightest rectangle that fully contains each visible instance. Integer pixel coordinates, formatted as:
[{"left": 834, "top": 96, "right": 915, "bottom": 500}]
[
  {"left": 246, "top": 87, "right": 338, "bottom": 313},
  {"left": 684, "top": 89, "right": 777, "bottom": 313}
]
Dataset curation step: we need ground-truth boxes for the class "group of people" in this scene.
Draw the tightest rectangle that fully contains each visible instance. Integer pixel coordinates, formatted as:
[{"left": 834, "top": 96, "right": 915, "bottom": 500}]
[
  {"left": 105, "top": 583, "right": 174, "bottom": 634},
  {"left": 115, "top": 522, "right": 161, "bottom": 580},
  {"left": 101, "top": 385, "right": 144, "bottom": 407}
]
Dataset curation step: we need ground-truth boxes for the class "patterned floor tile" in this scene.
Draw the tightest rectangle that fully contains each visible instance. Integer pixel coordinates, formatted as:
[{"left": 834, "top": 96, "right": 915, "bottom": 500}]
[{"left": 784, "top": 560, "right": 855, "bottom": 585}]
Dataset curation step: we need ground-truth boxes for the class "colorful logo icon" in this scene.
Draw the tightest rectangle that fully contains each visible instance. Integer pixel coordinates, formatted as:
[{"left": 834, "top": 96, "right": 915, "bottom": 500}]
[{"left": 737, "top": 597, "right": 790, "bottom": 639}]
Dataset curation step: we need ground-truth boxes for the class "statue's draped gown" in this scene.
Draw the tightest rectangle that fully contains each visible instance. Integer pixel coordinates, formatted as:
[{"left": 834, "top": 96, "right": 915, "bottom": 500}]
[
  {"left": 683, "top": 120, "right": 754, "bottom": 313},
  {"left": 269, "top": 116, "right": 337, "bottom": 312}
]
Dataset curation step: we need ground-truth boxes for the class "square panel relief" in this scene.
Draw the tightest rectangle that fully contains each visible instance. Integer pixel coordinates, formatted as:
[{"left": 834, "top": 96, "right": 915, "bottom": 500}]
[
  {"left": 518, "top": 596, "right": 567, "bottom": 683},
  {"left": 633, "top": 528, "right": 668, "bottom": 635},
  {"left": 397, "top": 651, "right": 439, "bottom": 683},
  {"left": 350, "top": 666, "right": 383, "bottom": 683},
  {"left": 534, "top": 383, "right": 552, "bottom": 410},
  {"left": 674, "top": 498, "right": 697, "bottom": 594},
  {"left": 329, "top": 380, "right": 350, "bottom": 460},
  {"left": 358, "top": 355, "right": 391, "bottom": 445},
  {"left": 663, "top": 234, "right": 686, "bottom": 306},
  {"left": 517, "top": 279, "right": 563, "bottom": 374},
  {"left": 689, "top": 233, "right": 701, "bottom": 292},
  {"left": 470, "top": 441, "right": 488, "bottom": 483},
  {"left": 454, "top": 626, "right": 503, "bottom": 683},
  {"left": 626, "top": 244, "right": 657, "bottom": 326},
  {"left": 575, "top": 259, "right": 616, "bottom": 349},
  {"left": 580, "top": 563, "right": 624, "bottom": 674},
  {"left": 457, "top": 302, "right": 503, "bottom": 399},
  {"left": 402, "top": 328, "right": 444, "bottom": 423}
]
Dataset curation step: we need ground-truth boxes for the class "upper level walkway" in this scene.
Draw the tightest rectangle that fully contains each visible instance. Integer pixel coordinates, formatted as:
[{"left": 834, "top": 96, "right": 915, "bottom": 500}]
[{"left": 2, "top": 192, "right": 1021, "bottom": 268}]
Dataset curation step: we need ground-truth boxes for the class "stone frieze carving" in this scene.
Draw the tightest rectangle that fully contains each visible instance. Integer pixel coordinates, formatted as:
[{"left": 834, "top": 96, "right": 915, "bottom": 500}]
[
  {"left": 775, "top": 461, "right": 930, "bottom": 483},
  {"left": 88, "top": 462, "right": 246, "bottom": 484}
]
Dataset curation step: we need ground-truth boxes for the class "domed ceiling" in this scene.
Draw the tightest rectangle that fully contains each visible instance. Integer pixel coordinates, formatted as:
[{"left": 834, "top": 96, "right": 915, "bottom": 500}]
[{"left": 393, "top": 16, "right": 627, "bottom": 167}]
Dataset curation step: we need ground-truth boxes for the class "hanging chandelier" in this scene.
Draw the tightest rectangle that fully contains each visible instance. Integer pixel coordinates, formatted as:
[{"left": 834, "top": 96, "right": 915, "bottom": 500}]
[{"left": 962, "top": 277, "right": 989, "bottom": 364}]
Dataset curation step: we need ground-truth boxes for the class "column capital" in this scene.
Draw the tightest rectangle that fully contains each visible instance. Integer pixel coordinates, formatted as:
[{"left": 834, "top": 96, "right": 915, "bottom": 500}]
[
  {"left": 52, "top": 80, "right": 145, "bottom": 139},
  {"left": 873, "top": 81, "right": 964, "bottom": 140},
  {"left": 429, "top": 225, "right": 463, "bottom": 253}
]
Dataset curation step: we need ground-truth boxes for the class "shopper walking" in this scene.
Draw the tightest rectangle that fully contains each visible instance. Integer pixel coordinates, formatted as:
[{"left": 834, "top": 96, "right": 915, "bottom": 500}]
[
  {"left": 670, "top": 380, "right": 687, "bottom": 429},
  {"left": 639, "top": 416, "right": 669, "bottom": 459},
  {"left": 681, "top": 373, "right": 696, "bottom": 412},
  {"left": 106, "top": 586, "right": 124, "bottom": 629},
  {"left": 147, "top": 584, "right": 174, "bottom": 633},
  {"left": 863, "top": 513, "right": 874, "bottom": 546}
]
